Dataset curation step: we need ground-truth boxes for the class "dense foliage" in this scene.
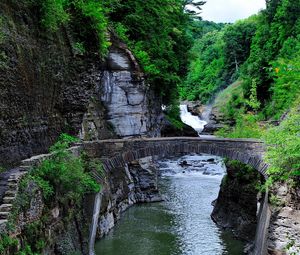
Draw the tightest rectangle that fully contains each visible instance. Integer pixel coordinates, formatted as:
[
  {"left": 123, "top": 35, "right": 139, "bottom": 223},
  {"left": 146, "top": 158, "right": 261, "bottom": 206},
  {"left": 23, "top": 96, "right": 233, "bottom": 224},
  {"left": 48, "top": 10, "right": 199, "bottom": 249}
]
[
  {"left": 180, "top": 0, "right": 299, "bottom": 185},
  {"left": 108, "top": 0, "right": 195, "bottom": 106},
  {"left": 33, "top": 0, "right": 197, "bottom": 110},
  {"left": 180, "top": 30, "right": 225, "bottom": 102},
  {"left": 183, "top": 0, "right": 299, "bottom": 113},
  {"left": 264, "top": 98, "right": 300, "bottom": 186},
  {"left": 23, "top": 133, "right": 100, "bottom": 203},
  {"left": 180, "top": 16, "right": 257, "bottom": 103}
]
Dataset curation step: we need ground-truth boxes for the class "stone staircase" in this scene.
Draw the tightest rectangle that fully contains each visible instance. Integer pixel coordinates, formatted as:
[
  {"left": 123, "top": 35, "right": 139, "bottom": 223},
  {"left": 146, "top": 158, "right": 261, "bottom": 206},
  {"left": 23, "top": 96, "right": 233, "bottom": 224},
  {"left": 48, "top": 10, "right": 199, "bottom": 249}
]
[
  {"left": 0, "top": 155, "right": 49, "bottom": 232},
  {"left": 0, "top": 168, "right": 27, "bottom": 232},
  {"left": 0, "top": 147, "right": 82, "bottom": 233}
]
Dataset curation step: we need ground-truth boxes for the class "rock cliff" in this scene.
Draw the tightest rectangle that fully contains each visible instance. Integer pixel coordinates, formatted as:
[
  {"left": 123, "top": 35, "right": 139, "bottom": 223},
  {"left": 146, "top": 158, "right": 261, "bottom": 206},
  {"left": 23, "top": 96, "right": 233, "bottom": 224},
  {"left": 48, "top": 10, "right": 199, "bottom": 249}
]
[
  {"left": 98, "top": 156, "right": 161, "bottom": 238},
  {"left": 267, "top": 184, "right": 300, "bottom": 255},
  {"left": 0, "top": 1, "right": 162, "bottom": 168},
  {"left": 211, "top": 160, "right": 262, "bottom": 247},
  {"left": 0, "top": 1, "right": 163, "bottom": 254}
]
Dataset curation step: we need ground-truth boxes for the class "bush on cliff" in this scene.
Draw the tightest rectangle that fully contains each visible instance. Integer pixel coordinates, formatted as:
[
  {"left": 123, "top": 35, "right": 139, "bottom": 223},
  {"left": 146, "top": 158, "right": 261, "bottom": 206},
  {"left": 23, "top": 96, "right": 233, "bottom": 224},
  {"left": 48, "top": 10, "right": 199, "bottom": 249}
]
[
  {"left": 0, "top": 134, "right": 101, "bottom": 254},
  {"left": 22, "top": 134, "right": 100, "bottom": 204},
  {"left": 264, "top": 98, "right": 300, "bottom": 186}
]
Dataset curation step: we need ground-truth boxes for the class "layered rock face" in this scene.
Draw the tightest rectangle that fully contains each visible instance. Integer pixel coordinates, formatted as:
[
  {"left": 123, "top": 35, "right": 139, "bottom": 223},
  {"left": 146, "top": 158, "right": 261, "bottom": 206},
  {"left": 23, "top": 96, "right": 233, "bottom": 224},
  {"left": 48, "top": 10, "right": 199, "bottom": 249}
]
[
  {"left": 99, "top": 44, "right": 162, "bottom": 138},
  {"left": 0, "top": 1, "right": 162, "bottom": 167},
  {"left": 98, "top": 156, "right": 161, "bottom": 237},
  {"left": 0, "top": 1, "right": 115, "bottom": 167}
]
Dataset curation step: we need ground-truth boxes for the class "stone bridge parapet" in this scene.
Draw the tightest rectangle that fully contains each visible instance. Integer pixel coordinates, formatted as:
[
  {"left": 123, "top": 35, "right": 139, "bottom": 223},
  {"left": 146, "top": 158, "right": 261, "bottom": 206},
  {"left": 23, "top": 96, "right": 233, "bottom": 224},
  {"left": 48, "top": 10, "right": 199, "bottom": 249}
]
[{"left": 81, "top": 136, "right": 268, "bottom": 179}]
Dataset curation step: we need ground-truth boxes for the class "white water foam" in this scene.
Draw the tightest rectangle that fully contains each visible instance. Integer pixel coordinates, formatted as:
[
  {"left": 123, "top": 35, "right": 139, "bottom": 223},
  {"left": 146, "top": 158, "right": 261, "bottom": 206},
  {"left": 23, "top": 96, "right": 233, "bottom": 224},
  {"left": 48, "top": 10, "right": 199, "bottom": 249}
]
[{"left": 179, "top": 105, "right": 207, "bottom": 134}]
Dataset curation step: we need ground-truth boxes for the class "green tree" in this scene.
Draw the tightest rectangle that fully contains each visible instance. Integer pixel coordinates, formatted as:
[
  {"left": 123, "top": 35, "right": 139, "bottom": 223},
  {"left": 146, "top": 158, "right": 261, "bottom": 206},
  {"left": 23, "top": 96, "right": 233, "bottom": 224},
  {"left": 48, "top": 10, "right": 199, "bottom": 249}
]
[
  {"left": 109, "top": 0, "right": 193, "bottom": 105},
  {"left": 264, "top": 97, "right": 300, "bottom": 184},
  {"left": 181, "top": 30, "right": 225, "bottom": 103}
]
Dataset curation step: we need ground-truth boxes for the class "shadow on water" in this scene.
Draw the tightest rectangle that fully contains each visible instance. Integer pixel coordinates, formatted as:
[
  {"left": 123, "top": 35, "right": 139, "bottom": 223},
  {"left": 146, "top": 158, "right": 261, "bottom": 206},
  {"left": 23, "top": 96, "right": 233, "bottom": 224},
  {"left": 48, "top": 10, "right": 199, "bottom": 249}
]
[{"left": 220, "top": 230, "right": 246, "bottom": 255}]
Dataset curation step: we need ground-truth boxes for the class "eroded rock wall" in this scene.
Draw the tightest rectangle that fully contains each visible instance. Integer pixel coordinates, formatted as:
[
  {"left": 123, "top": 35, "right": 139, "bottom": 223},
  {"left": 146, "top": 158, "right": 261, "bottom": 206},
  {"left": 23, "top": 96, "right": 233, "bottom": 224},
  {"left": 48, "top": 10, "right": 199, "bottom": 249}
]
[
  {"left": 97, "top": 156, "right": 161, "bottom": 238},
  {"left": 0, "top": 1, "right": 115, "bottom": 167},
  {"left": 0, "top": 1, "right": 162, "bottom": 167},
  {"left": 99, "top": 44, "right": 162, "bottom": 138},
  {"left": 211, "top": 161, "right": 261, "bottom": 245},
  {"left": 267, "top": 184, "right": 300, "bottom": 255}
]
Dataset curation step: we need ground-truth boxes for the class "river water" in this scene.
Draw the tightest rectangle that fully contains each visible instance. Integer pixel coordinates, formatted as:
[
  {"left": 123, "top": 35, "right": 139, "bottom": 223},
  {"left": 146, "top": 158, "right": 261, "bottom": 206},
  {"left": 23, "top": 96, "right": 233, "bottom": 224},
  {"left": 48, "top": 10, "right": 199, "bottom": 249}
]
[{"left": 95, "top": 105, "right": 244, "bottom": 255}]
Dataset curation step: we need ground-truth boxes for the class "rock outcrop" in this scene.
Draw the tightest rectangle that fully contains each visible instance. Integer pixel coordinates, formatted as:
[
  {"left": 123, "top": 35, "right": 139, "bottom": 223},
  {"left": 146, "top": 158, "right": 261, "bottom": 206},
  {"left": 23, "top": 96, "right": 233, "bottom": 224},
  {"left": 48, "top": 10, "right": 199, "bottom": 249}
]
[
  {"left": 160, "top": 118, "right": 198, "bottom": 137},
  {"left": 99, "top": 41, "right": 162, "bottom": 138},
  {"left": 98, "top": 156, "right": 161, "bottom": 237},
  {"left": 211, "top": 160, "right": 262, "bottom": 244},
  {"left": 202, "top": 106, "right": 227, "bottom": 134},
  {"left": 267, "top": 184, "right": 300, "bottom": 255}
]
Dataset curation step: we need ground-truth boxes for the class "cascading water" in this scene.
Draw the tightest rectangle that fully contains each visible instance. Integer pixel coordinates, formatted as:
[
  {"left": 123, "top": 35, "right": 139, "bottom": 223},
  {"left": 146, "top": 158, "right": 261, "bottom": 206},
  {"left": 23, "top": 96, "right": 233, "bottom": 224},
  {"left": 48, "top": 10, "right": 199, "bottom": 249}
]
[
  {"left": 89, "top": 191, "right": 103, "bottom": 255},
  {"left": 179, "top": 105, "right": 207, "bottom": 134}
]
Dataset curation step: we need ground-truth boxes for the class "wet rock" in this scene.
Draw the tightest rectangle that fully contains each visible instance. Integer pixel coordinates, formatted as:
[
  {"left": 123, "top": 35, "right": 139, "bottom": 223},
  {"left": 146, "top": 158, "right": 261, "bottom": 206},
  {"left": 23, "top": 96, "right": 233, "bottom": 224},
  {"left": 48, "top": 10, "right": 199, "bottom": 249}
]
[
  {"left": 202, "top": 106, "right": 228, "bottom": 135},
  {"left": 206, "top": 158, "right": 215, "bottom": 162},
  {"left": 179, "top": 160, "right": 192, "bottom": 167},
  {"left": 161, "top": 118, "right": 198, "bottom": 137}
]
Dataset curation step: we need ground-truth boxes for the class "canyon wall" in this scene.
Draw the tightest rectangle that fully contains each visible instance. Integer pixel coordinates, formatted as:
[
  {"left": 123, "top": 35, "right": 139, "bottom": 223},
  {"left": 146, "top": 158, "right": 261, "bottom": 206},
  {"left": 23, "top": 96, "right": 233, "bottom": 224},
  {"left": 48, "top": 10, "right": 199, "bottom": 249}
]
[
  {"left": 0, "top": 0, "right": 162, "bottom": 168},
  {"left": 0, "top": 1, "right": 162, "bottom": 254},
  {"left": 211, "top": 160, "right": 262, "bottom": 246}
]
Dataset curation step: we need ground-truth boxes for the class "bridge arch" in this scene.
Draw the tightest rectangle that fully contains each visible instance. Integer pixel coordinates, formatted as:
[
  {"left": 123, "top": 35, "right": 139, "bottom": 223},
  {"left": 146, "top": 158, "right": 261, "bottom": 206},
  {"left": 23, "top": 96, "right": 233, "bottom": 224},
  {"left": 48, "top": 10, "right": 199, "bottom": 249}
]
[
  {"left": 82, "top": 137, "right": 269, "bottom": 179},
  {"left": 82, "top": 137, "right": 270, "bottom": 255}
]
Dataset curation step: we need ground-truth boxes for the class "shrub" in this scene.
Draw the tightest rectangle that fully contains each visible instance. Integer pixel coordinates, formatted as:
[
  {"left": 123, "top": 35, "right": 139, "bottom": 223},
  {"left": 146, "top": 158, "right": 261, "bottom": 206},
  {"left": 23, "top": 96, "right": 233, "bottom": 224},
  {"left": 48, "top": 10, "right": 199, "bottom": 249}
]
[
  {"left": 216, "top": 113, "right": 264, "bottom": 139},
  {"left": 25, "top": 134, "right": 100, "bottom": 204},
  {"left": 39, "top": 0, "right": 110, "bottom": 54},
  {"left": 264, "top": 98, "right": 300, "bottom": 185}
]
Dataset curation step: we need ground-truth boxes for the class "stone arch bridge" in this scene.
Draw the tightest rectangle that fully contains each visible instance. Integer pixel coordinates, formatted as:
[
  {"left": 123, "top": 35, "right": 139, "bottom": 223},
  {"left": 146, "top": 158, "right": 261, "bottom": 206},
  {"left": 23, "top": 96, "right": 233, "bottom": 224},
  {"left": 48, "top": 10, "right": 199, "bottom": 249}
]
[
  {"left": 82, "top": 136, "right": 269, "bottom": 179},
  {"left": 2, "top": 136, "right": 269, "bottom": 255},
  {"left": 82, "top": 136, "right": 270, "bottom": 255}
]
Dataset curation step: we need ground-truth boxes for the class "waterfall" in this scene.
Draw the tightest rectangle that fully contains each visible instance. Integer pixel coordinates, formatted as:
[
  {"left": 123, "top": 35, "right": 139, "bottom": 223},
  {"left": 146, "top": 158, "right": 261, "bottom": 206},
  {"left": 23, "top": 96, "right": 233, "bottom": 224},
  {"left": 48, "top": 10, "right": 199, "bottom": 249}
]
[
  {"left": 179, "top": 105, "right": 207, "bottom": 135},
  {"left": 89, "top": 191, "right": 103, "bottom": 255}
]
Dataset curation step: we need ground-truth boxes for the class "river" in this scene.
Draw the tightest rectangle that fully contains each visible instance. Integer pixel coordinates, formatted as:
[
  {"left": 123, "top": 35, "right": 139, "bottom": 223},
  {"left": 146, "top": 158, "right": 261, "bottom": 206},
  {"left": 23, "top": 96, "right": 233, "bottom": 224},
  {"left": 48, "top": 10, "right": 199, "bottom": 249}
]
[{"left": 95, "top": 105, "right": 245, "bottom": 255}]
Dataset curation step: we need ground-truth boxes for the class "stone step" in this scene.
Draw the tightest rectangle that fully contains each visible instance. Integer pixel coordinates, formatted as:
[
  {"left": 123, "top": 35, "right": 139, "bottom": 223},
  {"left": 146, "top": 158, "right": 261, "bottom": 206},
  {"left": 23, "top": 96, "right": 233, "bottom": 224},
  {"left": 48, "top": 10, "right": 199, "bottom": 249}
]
[
  {"left": 3, "top": 196, "right": 16, "bottom": 204},
  {"left": 19, "top": 166, "right": 30, "bottom": 171},
  {"left": 5, "top": 190, "right": 17, "bottom": 196},
  {"left": 8, "top": 182, "right": 18, "bottom": 188},
  {"left": 0, "top": 204, "right": 13, "bottom": 212},
  {"left": 0, "top": 219, "right": 8, "bottom": 232},
  {"left": 0, "top": 219, "right": 8, "bottom": 225},
  {"left": 0, "top": 212, "right": 9, "bottom": 219},
  {"left": 7, "top": 178, "right": 18, "bottom": 183}
]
